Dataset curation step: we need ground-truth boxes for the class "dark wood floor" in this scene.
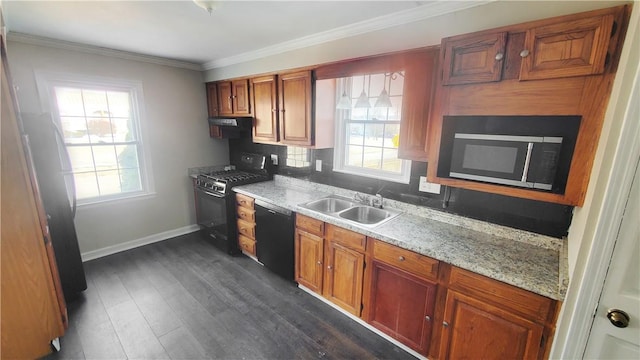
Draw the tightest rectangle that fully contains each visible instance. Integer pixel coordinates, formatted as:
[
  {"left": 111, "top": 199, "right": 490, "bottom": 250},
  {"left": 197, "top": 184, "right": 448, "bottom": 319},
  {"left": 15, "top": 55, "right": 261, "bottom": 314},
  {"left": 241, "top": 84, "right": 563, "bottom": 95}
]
[{"left": 44, "top": 232, "right": 413, "bottom": 360}]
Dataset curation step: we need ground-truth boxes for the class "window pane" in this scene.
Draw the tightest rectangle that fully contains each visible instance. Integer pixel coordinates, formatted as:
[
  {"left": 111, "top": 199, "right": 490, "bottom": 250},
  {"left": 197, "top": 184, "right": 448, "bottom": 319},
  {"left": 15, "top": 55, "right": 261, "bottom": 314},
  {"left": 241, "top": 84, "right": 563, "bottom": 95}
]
[
  {"left": 86, "top": 116, "right": 113, "bottom": 142},
  {"left": 382, "top": 148, "right": 402, "bottom": 172},
  {"left": 363, "top": 146, "right": 383, "bottom": 169},
  {"left": 120, "top": 168, "right": 142, "bottom": 193},
  {"left": 369, "top": 107, "right": 388, "bottom": 121},
  {"left": 60, "top": 116, "right": 89, "bottom": 143},
  {"left": 106, "top": 91, "right": 131, "bottom": 118},
  {"left": 384, "top": 124, "right": 400, "bottom": 148},
  {"left": 351, "top": 107, "right": 368, "bottom": 121},
  {"left": 92, "top": 145, "right": 118, "bottom": 171},
  {"left": 389, "top": 72, "right": 405, "bottom": 96},
  {"left": 55, "top": 88, "right": 85, "bottom": 116},
  {"left": 351, "top": 75, "right": 365, "bottom": 97},
  {"left": 74, "top": 172, "right": 99, "bottom": 199},
  {"left": 348, "top": 124, "right": 364, "bottom": 145},
  {"left": 112, "top": 117, "right": 136, "bottom": 142},
  {"left": 96, "top": 170, "right": 121, "bottom": 196},
  {"left": 388, "top": 97, "right": 403, "bottom": 120},
  {"left": 368, "top": 73, "right": 385, "bottom": 99},
  {"left": 82, "top": 90, "right": 109, "bottom": 116},
  {"left": 347, "top": 145, "right": 363, "bottom": 167},
  {"left": 364, "top": 124, "right": 385, "bottom": 147},
  {"left": 116, "top": 144, "right": 139, "bottom": 169},
  {"left": 68, "top": 146, "right": 95, "bottom": 172}
]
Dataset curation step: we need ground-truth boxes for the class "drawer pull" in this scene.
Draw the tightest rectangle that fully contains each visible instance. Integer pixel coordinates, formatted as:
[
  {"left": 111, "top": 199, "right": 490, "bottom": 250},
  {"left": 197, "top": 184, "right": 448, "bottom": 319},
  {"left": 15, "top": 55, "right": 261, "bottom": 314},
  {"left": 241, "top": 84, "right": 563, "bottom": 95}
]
[
  {"left": 317, "top": 261, "right": 322, "bottom": 265},
  {"left": 327, "top": 265, "right": 333, "bottom": 270},
  {"left": 398, "top": 256, "right": 405, "bottom": 261},
  {"left": 425, "top": 315, "right": 431, "bottom": 321},
  {"left": 443, "top": 321, "right": 449, "bottom": 328}
]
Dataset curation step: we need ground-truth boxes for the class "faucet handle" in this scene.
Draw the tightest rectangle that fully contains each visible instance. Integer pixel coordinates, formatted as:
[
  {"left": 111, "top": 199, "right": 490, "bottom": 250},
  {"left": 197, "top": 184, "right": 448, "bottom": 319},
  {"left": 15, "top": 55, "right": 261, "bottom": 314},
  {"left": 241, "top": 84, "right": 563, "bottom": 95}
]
[{"left": 371, "top": 194, "right": 383, "bottom": 208}]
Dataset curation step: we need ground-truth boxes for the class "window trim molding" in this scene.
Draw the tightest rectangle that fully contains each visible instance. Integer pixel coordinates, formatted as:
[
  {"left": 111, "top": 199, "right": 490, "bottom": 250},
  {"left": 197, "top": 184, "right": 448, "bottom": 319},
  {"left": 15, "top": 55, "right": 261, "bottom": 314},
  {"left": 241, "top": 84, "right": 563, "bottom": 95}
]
[{"left": 34, "top": 71, "right": 155, "bottom": 205}]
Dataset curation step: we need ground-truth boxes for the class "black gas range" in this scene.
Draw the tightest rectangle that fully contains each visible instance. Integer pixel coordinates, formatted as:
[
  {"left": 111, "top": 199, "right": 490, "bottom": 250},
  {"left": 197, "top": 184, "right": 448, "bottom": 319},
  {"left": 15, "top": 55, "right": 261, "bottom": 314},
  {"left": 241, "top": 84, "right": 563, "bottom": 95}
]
[{"left": 194, "top": 153, "right": 270, "bottom": 254}]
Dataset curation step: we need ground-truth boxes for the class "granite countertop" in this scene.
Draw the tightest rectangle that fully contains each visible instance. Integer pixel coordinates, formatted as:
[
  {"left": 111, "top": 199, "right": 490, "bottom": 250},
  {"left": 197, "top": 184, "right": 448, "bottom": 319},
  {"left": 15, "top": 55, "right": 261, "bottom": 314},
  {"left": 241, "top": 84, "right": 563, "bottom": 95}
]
[{"left": 233, "top": 175, "right": 568, "bottom": 301}]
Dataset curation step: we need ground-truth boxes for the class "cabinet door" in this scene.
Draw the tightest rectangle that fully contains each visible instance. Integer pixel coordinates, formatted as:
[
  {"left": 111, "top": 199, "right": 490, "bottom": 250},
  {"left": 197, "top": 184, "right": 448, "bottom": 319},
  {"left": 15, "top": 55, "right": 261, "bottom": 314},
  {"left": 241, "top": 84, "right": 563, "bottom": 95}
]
[
  {"left": 251, "top": 75, "right": 279, "bottom": 143},
  {"left": 323, "top": 241, "right": 365, "bottom": 316},
  {"left": 205, "top": 82, "right": 219, "bottom": 117},
  {"left": 232, "top": 79, "right": 251, "bottom": 115},
  {"left": 398, "top": 49, "right": 439, "bottom": 161},
  {"left": 294, "top": 229, "right": 324, "bottom": 294},
  {"left": 368, "top": 261, "right": 436, "bottom": 355},
  {"left": 439, "top": 290, "right": 544, "bottom": 360},
  {"left": 209, "top": 125, "right": 222, "bottom": 139},
  {"left": 520, "top": 14, "right": 614, "bottom": 80},
  {"left": 217, "top": 81, "right": 234, "bottom": 115},
  {"left": 279, "top": 70, "right": 312, "bottom": 146},
  {"left": 442, "top": 32, "right": 507, "bottom": 85}
]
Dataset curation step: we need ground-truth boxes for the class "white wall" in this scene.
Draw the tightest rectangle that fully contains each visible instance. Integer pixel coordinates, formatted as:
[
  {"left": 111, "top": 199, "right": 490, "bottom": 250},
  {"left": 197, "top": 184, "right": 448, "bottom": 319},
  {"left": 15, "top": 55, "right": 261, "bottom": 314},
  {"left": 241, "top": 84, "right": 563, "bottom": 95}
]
[{"left": 6, "top": 41, "right": 229, "bottom": 255}]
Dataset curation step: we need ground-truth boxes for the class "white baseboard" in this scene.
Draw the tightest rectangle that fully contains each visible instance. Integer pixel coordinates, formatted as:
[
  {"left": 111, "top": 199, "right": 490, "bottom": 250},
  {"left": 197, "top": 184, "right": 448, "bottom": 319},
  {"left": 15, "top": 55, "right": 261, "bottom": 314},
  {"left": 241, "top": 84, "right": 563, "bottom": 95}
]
[
  {"left": 80, "top": 224, "right": 200, "bottom": 262},
  {"left": 298, "top": 285, "right": 427, "bottom": 360}
]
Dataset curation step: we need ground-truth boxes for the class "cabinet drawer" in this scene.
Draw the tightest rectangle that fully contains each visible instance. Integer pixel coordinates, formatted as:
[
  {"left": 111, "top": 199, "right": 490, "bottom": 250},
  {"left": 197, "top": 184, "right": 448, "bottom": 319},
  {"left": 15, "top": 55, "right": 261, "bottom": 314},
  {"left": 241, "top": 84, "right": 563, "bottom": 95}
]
[
  {"left": 237, "top": 207, "right": 255, "bottom": 222},
  {"left": 448, "top": 266, "right": 554, "bottom": 323},
  {"left": 237, "top": 219, "right": 255, "bottom": 239},
  {"left": 238, "top": 234, "right": 256, "bottom": 255},
  {"left": 236, "top": 193, "right": 255, "bottom": 209},
  {"left": 373, "top": 240, "right": 439, "bottom": 281},
  {"left": 326, "top": 224, "right": 366, "bottom": 252},
  {"left": 296, "top": 214, "right": 324, "bottom": 236}
]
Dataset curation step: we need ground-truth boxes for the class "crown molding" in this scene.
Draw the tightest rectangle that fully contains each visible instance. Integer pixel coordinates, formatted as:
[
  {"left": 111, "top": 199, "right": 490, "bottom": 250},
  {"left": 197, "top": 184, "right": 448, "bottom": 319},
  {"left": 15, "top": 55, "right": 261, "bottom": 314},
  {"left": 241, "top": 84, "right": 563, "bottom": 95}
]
[
  {"left": 6, "top": 32, "right": 203, "bottom": 71},
  {"left": 203, "top": 0, "right": 493, "bottom": 70}
]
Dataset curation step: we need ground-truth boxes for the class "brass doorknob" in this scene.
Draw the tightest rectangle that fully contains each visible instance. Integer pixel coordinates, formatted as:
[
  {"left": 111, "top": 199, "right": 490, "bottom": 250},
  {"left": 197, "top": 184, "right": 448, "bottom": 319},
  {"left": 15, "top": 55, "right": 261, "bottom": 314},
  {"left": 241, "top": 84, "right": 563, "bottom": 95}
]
[{"left": 607, "top": 309, "right": 630, "bottom": 328}]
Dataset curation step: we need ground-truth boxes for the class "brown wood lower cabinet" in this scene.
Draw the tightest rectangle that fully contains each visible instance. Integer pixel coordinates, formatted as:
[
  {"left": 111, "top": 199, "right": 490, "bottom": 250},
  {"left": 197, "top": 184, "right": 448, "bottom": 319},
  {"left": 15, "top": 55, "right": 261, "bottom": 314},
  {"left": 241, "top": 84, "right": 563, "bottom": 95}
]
[
  {"left": 367, "top": 261, "right": 437, "bottom": 355},
  {"left": 438, "top": 290, "right": 544, "bottom": 359},
  {"left": 292, "top": 214, "right": 559, "bottom": 359}
]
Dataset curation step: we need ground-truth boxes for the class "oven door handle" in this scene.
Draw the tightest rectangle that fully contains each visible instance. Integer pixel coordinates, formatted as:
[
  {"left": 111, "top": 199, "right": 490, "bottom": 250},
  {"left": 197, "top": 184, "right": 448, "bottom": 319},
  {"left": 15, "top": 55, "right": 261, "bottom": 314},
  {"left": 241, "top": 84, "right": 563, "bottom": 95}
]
[{"left": 196, "top": 187, "right": 226, "bottom": 198}]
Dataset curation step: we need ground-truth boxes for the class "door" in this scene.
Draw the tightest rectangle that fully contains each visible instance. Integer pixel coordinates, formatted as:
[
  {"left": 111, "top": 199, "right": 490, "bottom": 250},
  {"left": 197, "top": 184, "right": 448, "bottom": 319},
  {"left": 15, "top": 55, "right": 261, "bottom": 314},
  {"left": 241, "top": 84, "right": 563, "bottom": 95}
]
[
  {"left": 279, "top": 70, "right": 312, "bottom": 146},
  {"left": 323, "top": 241, "right": 365, "bottom": 316},
  {"left": 231, "top": 79, "right": 250, "bottom": 115},
  {"left": 217, "top": 81, "right": 233, "bottom": 115},
  {"left": 583, "top": 159, "right": 640, "bottom": 358},
  {"left": 206, "top": 82, "right": 219, "bottom": 117},
  {"left": 441, "top": 31, "right": 507, "bottom": 85},
  {"left": 294, "top": 229, "right": 324, "bottom": 293},
  {"left": 251, "top": 75, "right": 279, "bottom": 143}
]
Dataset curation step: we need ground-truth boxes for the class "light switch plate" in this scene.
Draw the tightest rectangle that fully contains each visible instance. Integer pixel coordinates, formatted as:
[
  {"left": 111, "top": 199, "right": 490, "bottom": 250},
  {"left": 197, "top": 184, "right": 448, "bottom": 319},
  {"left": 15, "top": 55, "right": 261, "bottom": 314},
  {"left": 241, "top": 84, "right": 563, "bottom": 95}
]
[
  {"left": 419, "top": 176, "right": 441, "bottom": 194},
  {"left": 271, "top": 154, "right": 278, "bottom": 166},
  {"left": 316, "top": 159, "right": 322, "bottom": 172}
]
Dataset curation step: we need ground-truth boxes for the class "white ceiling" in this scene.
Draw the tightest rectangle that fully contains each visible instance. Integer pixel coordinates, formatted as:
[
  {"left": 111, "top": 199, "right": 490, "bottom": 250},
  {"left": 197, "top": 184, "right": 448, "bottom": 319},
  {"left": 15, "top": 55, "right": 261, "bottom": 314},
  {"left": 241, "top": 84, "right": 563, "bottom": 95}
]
[{"left": 1, "top": 0, "right": 477, "bottom": 70}]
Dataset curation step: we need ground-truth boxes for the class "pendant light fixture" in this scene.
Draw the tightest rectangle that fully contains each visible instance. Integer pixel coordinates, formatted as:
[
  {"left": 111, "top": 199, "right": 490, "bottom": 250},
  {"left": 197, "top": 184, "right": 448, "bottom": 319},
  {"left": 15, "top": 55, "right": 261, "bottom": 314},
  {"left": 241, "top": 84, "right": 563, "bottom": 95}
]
[
  {"left": 336, "top": 78, "right": 352, "bottom": 110},
  {"left": 374, "top": 73, "right": 393, "bottom": 108},
  {"left": 354, "top": 76, "right": 371, "bottom": 108}
]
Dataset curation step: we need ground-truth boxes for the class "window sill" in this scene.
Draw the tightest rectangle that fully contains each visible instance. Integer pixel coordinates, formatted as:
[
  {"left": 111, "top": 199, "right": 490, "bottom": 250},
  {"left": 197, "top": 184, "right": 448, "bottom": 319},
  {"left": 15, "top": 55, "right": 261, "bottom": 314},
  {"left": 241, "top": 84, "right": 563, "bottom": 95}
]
[
  {"left": 332, "top": 168, "right": 410, "bottom": 185},
  {"left": 77, "top": 191, "right": 157, "bottom": 209}
]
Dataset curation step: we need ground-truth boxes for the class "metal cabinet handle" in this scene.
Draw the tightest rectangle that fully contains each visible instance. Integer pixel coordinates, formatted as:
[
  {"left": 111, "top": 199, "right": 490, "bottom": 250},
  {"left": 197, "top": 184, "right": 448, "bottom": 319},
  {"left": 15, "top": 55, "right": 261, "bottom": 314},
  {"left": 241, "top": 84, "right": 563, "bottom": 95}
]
[
  {"left": 607, "top": 309, "right": 630, "bottom": 328},
  {"left": 495, "top": 53, "right": 504, "bottom": 60},
  {"left": 425, "top": 316, "right": 431, "bottom": 321},
  {"left": 317, "top": 261, "right": 322, "bottom": 265},
  {"left": 520, "top": 49, "right": 530, "bottom": 58},
  {"left": 398, "top": 256, "right": 405, "bottom": 261},
  {"left": 443, "top": 321, "right": 449, "bottom": 328},
  {"left": 327, "top": 265, "right": 333, "bottom": 270}
]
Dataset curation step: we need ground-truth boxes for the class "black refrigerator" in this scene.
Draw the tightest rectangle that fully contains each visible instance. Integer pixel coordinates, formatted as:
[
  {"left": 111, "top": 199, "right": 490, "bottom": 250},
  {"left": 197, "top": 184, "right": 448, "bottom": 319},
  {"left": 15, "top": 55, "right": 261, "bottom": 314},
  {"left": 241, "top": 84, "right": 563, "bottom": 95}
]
[{"left": 21, "top": 112, "right": 87, "bottom": 302}]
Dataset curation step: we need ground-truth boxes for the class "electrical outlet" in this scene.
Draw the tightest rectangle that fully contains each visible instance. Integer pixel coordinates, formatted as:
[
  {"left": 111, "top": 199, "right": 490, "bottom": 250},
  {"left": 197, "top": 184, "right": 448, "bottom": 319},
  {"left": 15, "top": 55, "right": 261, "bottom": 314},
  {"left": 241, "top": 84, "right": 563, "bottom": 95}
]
[
  {"left": 316, "top": 159, "right": 322, "bottom": 172},
  {"left": 270, "top": 154, "right": 278, "bottom": 166},
  {"left": 419, "top": 176, "right": 441, "bottom": 194}
]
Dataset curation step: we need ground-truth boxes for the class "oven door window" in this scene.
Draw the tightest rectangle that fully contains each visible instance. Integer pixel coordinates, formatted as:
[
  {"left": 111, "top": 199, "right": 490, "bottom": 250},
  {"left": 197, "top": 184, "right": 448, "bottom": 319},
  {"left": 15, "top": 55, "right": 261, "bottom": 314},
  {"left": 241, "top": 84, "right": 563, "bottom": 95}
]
[
  {"left": 450, "top": 138, "right": 529, "bottom": 181},
  {"left": 195, "top": 188, "right": 228, "bottom": 237}
]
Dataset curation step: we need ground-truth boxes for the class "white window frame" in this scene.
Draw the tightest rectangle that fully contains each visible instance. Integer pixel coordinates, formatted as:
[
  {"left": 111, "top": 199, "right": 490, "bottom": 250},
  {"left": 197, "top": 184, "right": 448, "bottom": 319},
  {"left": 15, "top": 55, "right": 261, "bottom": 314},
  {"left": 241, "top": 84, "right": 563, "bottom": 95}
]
[
  {"left": 35, "top": 71, "right": 155, "bottom": 206},
  {"left": 332, "top": 76, "right": 412, "bottom": 184}
]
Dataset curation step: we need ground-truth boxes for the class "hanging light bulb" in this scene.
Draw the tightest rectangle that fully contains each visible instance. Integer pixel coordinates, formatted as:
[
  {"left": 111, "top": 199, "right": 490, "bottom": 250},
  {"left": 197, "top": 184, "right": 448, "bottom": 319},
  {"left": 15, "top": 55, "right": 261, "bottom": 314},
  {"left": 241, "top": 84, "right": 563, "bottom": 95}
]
[
  {"left": 336, "top": 78, "right": 352, "bottom": 110},
  {"left": 354, "top": 76, "right": 371, "bottom": 108},
  {"left": 193, "top": 0, "right": 217, "bottom": 14},
  {"left": 374, "top": 73, "right": 393, "bottom": 108}
]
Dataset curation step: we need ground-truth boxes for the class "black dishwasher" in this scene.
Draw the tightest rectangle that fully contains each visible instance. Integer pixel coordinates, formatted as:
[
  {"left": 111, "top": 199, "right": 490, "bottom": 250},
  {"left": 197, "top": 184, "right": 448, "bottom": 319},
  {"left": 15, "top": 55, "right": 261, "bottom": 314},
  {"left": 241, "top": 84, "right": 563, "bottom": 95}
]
[{"left": 254, "top": 199, "right": 295, "bottom": 281}]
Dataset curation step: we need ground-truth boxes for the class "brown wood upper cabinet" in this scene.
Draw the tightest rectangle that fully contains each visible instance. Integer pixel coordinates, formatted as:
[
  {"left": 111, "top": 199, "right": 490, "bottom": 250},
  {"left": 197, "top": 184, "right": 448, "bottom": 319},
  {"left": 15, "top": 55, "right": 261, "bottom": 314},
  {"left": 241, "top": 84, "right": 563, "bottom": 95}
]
[
  {"left": 251, "top": 75, "right": 279, "bottom": 143},
  {"left": 278, "top": 70, "right": 313, "bottom": 146},
  {"left": 441, "top": 6, "right": 622, "bottom": 85},
  {"left": 216, "top": 79, "right": 251, "bottom": 116}
]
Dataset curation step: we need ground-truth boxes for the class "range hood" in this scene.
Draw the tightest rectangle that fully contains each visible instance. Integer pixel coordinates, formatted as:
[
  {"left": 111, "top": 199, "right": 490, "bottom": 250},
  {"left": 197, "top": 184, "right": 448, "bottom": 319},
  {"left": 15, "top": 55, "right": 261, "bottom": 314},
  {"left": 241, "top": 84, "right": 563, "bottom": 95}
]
[{"left": 208, "top": 117, "right": 253, "bottom": 129}]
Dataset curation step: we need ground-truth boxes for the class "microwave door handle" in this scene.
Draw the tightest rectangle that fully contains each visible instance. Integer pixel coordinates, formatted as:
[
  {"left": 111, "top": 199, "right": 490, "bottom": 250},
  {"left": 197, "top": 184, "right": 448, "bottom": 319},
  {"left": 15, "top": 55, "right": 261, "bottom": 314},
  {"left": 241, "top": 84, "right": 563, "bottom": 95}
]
[{"left": 521, "top": 142, "right": 534, "bottom": 182}]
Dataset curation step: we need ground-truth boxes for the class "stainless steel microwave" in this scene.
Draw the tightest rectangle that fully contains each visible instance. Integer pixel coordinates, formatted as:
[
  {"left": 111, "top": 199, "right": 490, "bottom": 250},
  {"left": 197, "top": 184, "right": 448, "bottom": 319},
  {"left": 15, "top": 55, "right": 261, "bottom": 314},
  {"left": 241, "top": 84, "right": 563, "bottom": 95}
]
[{"left": 449, "top": 133, "right": 563, "bottom": 190}]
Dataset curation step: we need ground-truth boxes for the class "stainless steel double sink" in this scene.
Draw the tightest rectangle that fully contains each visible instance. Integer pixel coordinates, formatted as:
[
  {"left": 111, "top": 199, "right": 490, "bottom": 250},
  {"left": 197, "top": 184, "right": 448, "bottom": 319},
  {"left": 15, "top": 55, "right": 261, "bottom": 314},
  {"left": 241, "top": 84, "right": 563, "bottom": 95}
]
[{"left": 298, "top": 195, "right": 402, "bottom": 228}]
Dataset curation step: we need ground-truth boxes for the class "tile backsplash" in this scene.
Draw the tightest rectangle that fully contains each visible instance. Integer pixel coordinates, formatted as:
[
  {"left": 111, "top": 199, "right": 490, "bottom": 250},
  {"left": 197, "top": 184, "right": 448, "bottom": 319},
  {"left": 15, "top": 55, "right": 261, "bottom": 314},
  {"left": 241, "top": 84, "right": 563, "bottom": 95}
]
[{"left": 229, "top": 137, "right": 573, "bottom": 238}]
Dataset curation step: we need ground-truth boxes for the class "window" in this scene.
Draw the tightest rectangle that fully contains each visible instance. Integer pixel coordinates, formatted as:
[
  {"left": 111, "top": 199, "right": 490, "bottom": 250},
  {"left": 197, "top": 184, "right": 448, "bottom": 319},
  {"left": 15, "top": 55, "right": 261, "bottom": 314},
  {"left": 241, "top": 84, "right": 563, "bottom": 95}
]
[
  {"left": 37, "top": 73, "right": 152, "bottom": 204},
  {"left": 332, "top": 72, "right": 411, "bottom": 183}
]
